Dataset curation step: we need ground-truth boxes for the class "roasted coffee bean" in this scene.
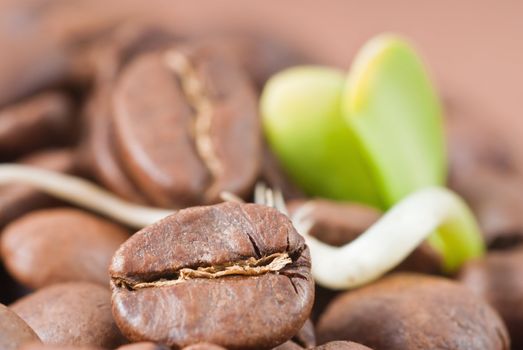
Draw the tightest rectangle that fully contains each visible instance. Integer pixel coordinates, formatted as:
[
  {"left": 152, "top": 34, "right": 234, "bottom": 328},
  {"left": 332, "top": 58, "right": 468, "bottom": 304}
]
[
  {"left": 446, "top": 112, "right": 523, "bottom": 247},
  {"left": 288, "top": 199, "right": 442, "bottom": 274},
  {"left": 117, "top": 342, "right": 170, "bottom": 350},
  {"left": 314, "top": 342, "right": 372, "bottom": 350},
  {"left": 191, "top": 35, "right": 309, "bottom": 90},
  {"left": 110, "top": 202, "right": 314, "bottom": 349},
  {"left": 11, "top": 282, "right": 126, "bottom": 347},
  {"left": 458, "top": 247, "right": 523, "bottom": 349},
  {"left": 79, "top": 24, "right": 175, "bottom": 204},
  {"left": 0, "top": 92, "right": 74, "bottom": 159},
  {"left": 0, "top": 148, "right": 77, "bottom": 228},
  {"left": 288, "top": 199, "right": 381, "bottom": 246},
  {"left": 292, "top": 319, "right": 316, "bottom": 349},
  {"left": 1, "top": 208, "right": 129, "bottom": 288},
  {"left": 316, "top": 273, "right": 509, "bottom": 350},
  {"left": 0, "top": 303, "right": 41, "bottom": 350},
  {"left": 112, "top": 45, "right": 261, "bottom": 207}
]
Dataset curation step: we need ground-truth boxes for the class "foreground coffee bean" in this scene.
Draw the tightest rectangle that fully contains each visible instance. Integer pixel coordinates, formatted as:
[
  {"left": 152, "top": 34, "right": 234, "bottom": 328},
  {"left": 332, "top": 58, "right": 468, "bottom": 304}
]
[
  {"left": 110, "top": 202, "right": 314, "bottom": 349},
  {"left": 0, "top": 303, "right": 41, "bottom": 350},
  {"left": 0, "top": 92, "right": 74, "bottom": 159},
  {"left": 316, "top": 273, "right": 509, "bottom": 350},
  {"left": 0, "top": 148, "right": 77, "bottom": 228},
  {"left": 458, "top": 247, "right": 523, "bottom": 349},
  {"left": 112, "top": 45, "right": 261, "bottom": 207},
  {"left": 11, "top": 282, "right": 126, "bottom": 347},
  {"left": 1, "top": 208, "right": 129, "bottom": 288}
]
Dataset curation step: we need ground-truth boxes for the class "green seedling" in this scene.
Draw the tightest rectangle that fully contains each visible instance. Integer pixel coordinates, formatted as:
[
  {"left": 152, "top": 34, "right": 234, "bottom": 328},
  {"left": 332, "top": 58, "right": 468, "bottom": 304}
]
[{"left": 261, "top": 34, "right": 484, "bottom": 271}]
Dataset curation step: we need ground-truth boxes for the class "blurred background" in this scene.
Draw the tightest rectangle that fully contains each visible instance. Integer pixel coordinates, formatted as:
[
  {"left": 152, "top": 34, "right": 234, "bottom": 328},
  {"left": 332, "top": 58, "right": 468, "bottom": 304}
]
[{"left": 0, "top": 0, "right": 522, "bottom": 147}]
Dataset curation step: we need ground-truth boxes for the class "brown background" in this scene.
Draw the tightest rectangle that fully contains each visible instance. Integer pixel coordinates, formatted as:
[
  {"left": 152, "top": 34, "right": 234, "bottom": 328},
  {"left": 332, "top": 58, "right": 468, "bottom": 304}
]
[{"left": 2, "top": 0, "right": 522, "bottom": 149}]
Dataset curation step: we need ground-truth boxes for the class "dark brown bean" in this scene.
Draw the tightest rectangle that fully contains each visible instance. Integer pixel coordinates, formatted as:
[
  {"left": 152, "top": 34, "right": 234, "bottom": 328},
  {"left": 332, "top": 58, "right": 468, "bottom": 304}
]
[
  {"left": 458, "top": 247, "right": 523, "bottom": 349},
  {"left": 316, "top": 273, "right": 509, "bottom": 350},
  {"left": 79, "top": 24, "right": 176, "bottom": 204},
  {"left": 110, "top": 202, "right": 314, "bottom": 349},
  {"left": 0, "top": 148, "right": 77, "bottom": 228},
  {"left": 1, "top": 208, "right": 129, "bottom": 288},
  {"left": 11, "top": 282, "right": 126, "bottom": 347},
  {"left": 446, "top": 111, "right": 523, "bottom": 248},
  {"left": 112, "top": 45, "right": 261, "bottom": 207},
  {"left": 0, "top": 303, "right": 41, "bottom": 350},
  {"left": 0, "top": 92, "right": 74, "bottom": 159}
]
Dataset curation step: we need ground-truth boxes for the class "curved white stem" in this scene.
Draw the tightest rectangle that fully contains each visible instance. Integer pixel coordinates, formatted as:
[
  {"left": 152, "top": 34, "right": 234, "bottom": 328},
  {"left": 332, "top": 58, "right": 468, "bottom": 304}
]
[
  {"left": 0, "top": 166, "right": 479, "bottom": 290},
  {"left": 0, "top": 165, "right": 173, "bottom": 228},
  {"left": 291, "top": 187, "right": 473, "bottom": 290}
]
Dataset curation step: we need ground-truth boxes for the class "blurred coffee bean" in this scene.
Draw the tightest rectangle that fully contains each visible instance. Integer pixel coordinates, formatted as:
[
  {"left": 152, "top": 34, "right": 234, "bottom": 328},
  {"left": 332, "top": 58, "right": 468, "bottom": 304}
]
[
  {"left": 288, "top": 199, "right": 442, "bottom": 274},
  {"left": 447, "top": 111, "right": 523, "bottom": 248},
  {"left": 293, "top": 319, "right": 316, "bottom": 349},
  {"left": 110, "top": 202, "right": 314, "bottom": 349},
  {"left": 458, "top": 247, "right": 523, "bottom": 349},
  {"left": 314, "top": 342, "right": 372, "bottom": 350},
  {"left": 0, "top": 92, "right": 74, "bottom": 159},
  {"left": 117, "top": 343, "right": 170, "bottom": 350},
  {"left": 316, "top": 273, "right": 509, "bottom": 350},
  {"left": 0, "top": 303, "right": 41, "bottom": 350},
  {"left": 112, "top": 44, "right": 261, "bottom": 207},
  {"left": 79, "top": 25, "right": 175, "bottom": 204},
  {"left": 191, "top": 35, "right": 310, "bottom": 90},
  {"left": 11, "top": 282, "right": 126, "bottom": 347},
  {"left": 0, "top": 148, "right": 77, "bottom": 228},
  {"left": 1, "top": 208, "right": 129, "bottom": 289}
]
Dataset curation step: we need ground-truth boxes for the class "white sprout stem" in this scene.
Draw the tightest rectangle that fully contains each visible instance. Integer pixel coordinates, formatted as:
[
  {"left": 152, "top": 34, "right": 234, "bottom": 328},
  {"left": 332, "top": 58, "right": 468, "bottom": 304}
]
[
  {"left": 0, "top": 165, "right": 173, "bottom": 228},
  {"left": 291, "top": 187, "right": 469, "bottom": 290}
]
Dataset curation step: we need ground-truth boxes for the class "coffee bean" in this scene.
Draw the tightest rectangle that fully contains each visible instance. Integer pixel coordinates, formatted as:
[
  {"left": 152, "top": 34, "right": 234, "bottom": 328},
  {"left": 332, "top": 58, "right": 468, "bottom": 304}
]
[
  {"left": 458, "top": 247, "right": 523, "bottom": 349},
  {"left": 1, "top": 208, "right": 129, "bottom": 288},
  {"left": 110, "top": 202, "right": 314, "bottom": 349},
  {"left": 0, "top": 148, "right": 77, "bottom": 228},
  {"left": 112, "top": 45, "right": 261, "bottom": 207},
  {"left": 0, "top": 303, "right": 41, "bottom": 350},
  {"left": 0, "top": 92, "right": 74, "bottom": 159},
  {"left": 446, "top": 111, "right": 523, "bottom": 248},
  {"left": 292, "top": 319, "right": 316, "bottom": 349},
  {"left": 117, "top": 342, "right": 170, "bottom": 350},
  {"left": 314, "top": 341, "right": 372, "bottom": 350},
  {"left": 11, "top": 282, "right": 126, "bottom": 347},
  {"left": 316, "top": 273, "right": 509, "bottom": 350},
  {"left": 287, "top": 199, "right": 381, "bottom": 246},
  {"left": 79, "top": 25, "right": 175, "bottom": 204}
]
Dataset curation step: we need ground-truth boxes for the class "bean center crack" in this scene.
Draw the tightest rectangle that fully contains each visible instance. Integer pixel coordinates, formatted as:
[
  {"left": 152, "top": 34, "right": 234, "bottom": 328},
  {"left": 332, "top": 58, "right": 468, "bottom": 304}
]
[{"left": 113, "top": 252, "right": 292, "bottom": 290}]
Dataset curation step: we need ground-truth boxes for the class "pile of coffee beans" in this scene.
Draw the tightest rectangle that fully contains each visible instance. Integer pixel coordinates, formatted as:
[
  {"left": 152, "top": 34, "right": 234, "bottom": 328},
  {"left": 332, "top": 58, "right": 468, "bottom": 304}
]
[{"left": 1, "top": 2, "right": 523, "bottom": 350}]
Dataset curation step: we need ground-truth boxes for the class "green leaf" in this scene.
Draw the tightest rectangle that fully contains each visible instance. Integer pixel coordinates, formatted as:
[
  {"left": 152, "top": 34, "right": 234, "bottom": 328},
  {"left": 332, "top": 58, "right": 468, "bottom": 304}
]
[
  {"left": 343, "top": 34, "right": 446, "bottom": 208},
  {"left": 261, "top": 66, "right": 382, "bottom": 205}
]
